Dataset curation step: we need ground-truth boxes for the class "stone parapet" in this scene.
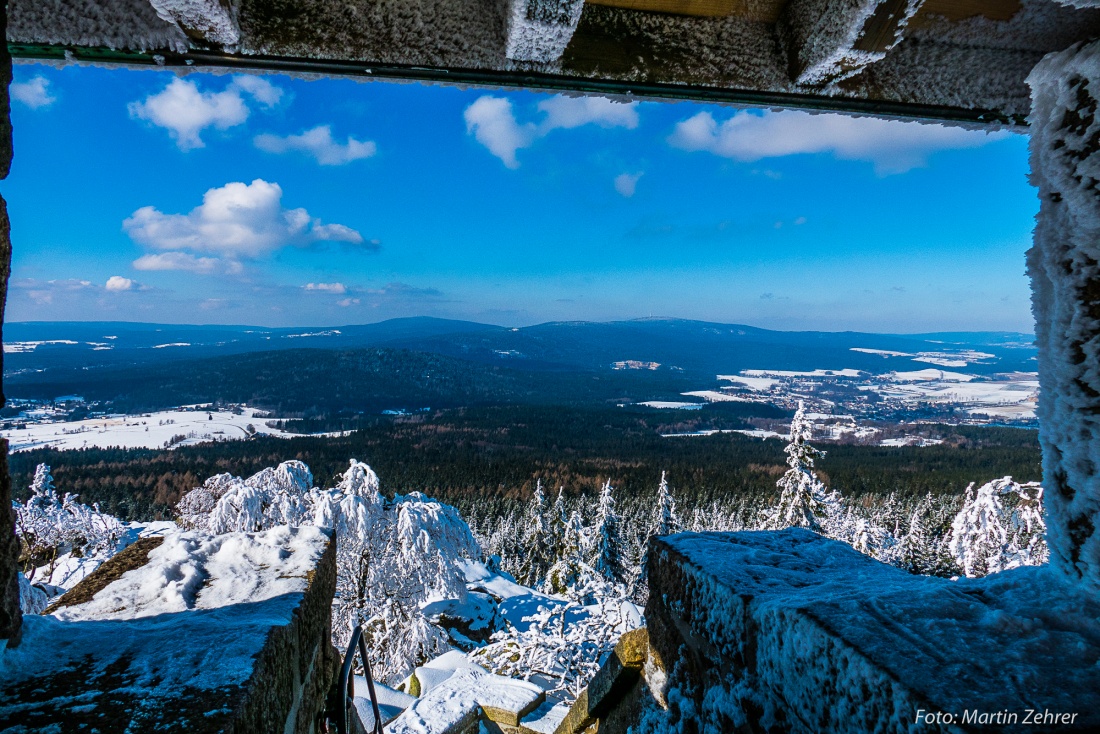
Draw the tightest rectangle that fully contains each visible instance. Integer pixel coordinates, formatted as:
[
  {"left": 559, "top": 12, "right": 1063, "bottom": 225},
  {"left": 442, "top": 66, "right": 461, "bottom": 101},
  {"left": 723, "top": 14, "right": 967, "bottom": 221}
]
[
  {"left": 0, "top": 525, "right": 337, "bottom": 733},
  {"left": 580, "top": 529, "right": 1100, "bottom": 733}
]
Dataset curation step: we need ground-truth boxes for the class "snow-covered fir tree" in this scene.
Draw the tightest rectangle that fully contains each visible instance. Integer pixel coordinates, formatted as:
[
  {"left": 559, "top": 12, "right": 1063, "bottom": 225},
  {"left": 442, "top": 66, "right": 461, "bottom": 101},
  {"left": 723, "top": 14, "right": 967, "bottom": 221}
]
[
  {"left": 762, "top": 401, "right": 835, "bottom": 533},
  {"left": 948, "top": 476, "right": 1047, "bottom": 577},
  {"left": 516, "top": 480, "right": 553, "bottom": 587},
  {"left": 651, "top": 471, "right": 682, "bottom": 538},
  {"left": 591, "top": 479, "right": 627, "bottom": 586},
  {"left": 631, "top": 472, "right": 684, "bottom": 601},
  {"left": 544, "top": 510, "right": 590, "bottom": 597}
]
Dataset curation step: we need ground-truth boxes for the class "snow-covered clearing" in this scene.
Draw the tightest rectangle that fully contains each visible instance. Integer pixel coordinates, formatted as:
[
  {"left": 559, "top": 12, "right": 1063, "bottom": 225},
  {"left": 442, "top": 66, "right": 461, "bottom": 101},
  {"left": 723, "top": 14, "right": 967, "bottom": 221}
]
[
  {"left": 0, "top": 406, "right": 342, "bottom": 452},
  {"left": 866, "top": 375, "right": 1039, "bottom": 420},
  {"left": 680, "top": 390, "right": 750, "bottom": 402},
  {"left": 717, "top": 374, "right": 779, "bottom": 391},
  {"left": 639, "top": 401, "right": 702, "bottom": 409},
  {"left": 743, "top": 368, "right": 862, "bottom": 378},
  {"left": 4, "top": 339, "right": 79, "bottom": 353},
  {"left": 887, "top": 368, "right": 975, "bottom": 382}
]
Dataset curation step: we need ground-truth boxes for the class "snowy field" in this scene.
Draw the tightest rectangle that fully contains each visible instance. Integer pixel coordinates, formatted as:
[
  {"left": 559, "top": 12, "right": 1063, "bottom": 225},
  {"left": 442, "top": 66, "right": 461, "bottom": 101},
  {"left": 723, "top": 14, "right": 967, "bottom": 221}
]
[
  {"left": 0, "top": 406, "right": 340, "bottom": 452},
  {"left": 654, "top": 366, "right": 1040, "bottom": 423}
]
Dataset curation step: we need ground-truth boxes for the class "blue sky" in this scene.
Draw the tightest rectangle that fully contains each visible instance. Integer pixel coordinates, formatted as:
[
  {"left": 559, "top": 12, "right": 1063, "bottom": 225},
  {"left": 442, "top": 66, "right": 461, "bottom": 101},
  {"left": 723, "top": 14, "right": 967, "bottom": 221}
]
[{"left": 4, "top": 63, "right": 1037, "bottom": 333}]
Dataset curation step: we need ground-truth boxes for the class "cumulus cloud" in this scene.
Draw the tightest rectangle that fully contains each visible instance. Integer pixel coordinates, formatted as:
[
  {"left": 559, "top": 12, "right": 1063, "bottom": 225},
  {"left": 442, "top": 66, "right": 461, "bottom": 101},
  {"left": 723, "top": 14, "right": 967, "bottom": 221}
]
[
  {"left": 614, "top": 172, "right": 643, "bottom": 197},
  {"left": 124, "top": 179, "right": 364, "bottom": 274},
  {"left": 337, "top": 298, "right": 361, "bottom": 307},
  {"left": 537, "top": 95, "right": 639, "bottom": 131},
  {"left": 105, "top": 275, "right": 140, "bottom": 292},
  {"left": 464, "top": 97, "right": 537, "bottom": 169},
  {"left": 668, "top": 110, "right": 1011, "bottom": 175},
  {"left": 254, "top": 125, "right": 377, "bottom": 165},
  {"left": 303, "top": 282, "right": 347, "bottom": 294},
  {"left": 465, "top": 94, "right": 639, "bottom": 168},
  {"left": 11, "top": 77, "right": 56, "bottom": 109},
  {"left": 128, "top": 76, "right": 284, "bottom": 150}
]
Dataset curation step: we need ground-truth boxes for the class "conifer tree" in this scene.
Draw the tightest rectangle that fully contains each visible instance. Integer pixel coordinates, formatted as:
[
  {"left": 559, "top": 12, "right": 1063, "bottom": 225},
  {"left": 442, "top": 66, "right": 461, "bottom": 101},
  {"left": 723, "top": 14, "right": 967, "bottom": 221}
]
[
  {"left": 549, "top": 486, "right": 568, "bottom": 562},
  {"left": 518, "top": 480, "right": 552, "bottom": 586},
  {"left": 651, "top": 471, "right": 682, "bottom": 538},
  {"left": 763, "top": 401, "right": 833, "bottom": 533},
  {"left": 545, "top": 510, "right": 588, "bottom": 596},
  {"left": 592, "top": 479, "right": 626, "bottom": 586}
]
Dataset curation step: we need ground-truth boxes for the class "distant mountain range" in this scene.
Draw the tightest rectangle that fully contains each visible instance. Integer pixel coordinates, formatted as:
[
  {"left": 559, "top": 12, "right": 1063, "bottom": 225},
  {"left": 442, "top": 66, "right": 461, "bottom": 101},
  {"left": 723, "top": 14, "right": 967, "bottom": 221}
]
[{"left": 2, "top": 318, "right": 1037, "bottom": 414}]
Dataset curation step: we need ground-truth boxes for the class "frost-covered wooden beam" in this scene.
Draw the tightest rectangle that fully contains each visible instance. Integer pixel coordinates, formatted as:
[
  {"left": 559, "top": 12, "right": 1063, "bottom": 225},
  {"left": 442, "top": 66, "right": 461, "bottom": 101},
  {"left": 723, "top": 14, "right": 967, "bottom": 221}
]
[
  {"left": 780, "top": 0, "right": 924, "bottom": 86},
  {"left": 1027, "top": 39, "right": 1100, "bottom": 589},
  {"left": 149, "top": 0, "right": 239, "bottom": 49},
  {"left": 504, "top": 0, "right": 586, "bottom": 63}
]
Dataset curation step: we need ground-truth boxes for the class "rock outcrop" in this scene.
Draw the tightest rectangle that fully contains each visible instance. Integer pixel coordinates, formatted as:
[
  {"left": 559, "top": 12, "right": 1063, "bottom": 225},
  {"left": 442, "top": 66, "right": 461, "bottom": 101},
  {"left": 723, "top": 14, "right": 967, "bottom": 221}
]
[{"left": 0, "top": 525, "right": 338, "bottom": 733}]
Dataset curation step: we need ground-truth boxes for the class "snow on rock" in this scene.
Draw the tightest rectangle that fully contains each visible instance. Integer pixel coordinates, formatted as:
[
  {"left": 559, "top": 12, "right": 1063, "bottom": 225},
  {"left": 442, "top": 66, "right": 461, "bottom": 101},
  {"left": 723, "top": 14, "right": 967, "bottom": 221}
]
[
  {"left": 353, "top": 679, "right": 415, "bottom": 729},
  {"left": 0, "top": 524, "right": 334, "bottom": 732},
  {"left": 1026, "top": 37, "right": 1100, "bottom": 588},
  {"left": 641, "top": 529, "right": 1100, "bottom": 733},
  {"left": 386, "top": 666, "right": 543, "bottom": 734},
  {"left": 52, "top": 525, "right": 330, "bottom": 621}
]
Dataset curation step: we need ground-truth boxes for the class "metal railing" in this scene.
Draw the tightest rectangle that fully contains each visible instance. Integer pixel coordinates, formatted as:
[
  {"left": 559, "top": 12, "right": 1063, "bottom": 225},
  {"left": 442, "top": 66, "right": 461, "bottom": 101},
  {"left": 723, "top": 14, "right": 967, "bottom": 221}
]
[{"left": 333, "top": 626, "right": 384, "bottom": 734}]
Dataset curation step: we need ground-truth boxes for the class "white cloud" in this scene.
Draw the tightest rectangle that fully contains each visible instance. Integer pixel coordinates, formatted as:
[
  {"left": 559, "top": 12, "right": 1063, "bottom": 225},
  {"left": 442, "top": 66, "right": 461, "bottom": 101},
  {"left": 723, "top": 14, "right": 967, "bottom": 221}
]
[
  {"left": 132, "top": 252, "right": 240, "bottom": 275},
  {"left": 614, "top": 172, "right": 643, "bottom": 198},
  {"left": 105, "top": 275, "right": 139, "bottom": 291},
  {"left": 254, "top": 125, "right": 377, "bottom": 165},
  {"left": 123, "top": 179, "right": 363, "bottom": 275},
  {"left": 11, "top": 278, "right": 93, "bottom": 305},
  {"left": 229, "top": 75, "right": 284, "bottom": 107},
  {"left": 465, "top": 94, "right": 640, "bottom": 168},
  {"left": 464, "top": 97, "right": 537, "bottom": 169},
  {"left": 337, "top": 298, "right": 361, "bottom": 307},
  {"left": 667, "top": 110, "right": 1010, "bottom": 175},
  {"left": 11, "top": 77, "right": 56, "bottom": 109},
  {"left": 537, "top": 95, "right": 639, "bottom": 131},
  {"left": 304, "top": 282, "right": 347, "bottom": 294},
  {"left": 128, "top": 76, "right": 284, "bottom": 150}
]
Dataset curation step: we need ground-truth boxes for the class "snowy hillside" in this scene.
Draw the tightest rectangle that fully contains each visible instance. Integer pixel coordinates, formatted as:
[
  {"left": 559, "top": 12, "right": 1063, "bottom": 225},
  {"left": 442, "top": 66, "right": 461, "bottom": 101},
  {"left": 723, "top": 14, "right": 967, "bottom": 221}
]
[{"left": 0, "top": 405, "right": 344, "bottom": 452}]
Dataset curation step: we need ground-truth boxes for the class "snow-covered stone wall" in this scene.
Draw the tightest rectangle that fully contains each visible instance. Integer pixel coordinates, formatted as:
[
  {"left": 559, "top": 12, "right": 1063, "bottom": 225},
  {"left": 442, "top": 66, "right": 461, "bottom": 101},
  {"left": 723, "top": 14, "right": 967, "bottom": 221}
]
[
  {"left": 0, "top": 525, "right": 339, "bottom": 732},
  {"left": 1027, "top": 39, "right": 1100, "bottom": 589},
  {"left": 626, "top": 530, "right": 1100, "bottom": 733}
]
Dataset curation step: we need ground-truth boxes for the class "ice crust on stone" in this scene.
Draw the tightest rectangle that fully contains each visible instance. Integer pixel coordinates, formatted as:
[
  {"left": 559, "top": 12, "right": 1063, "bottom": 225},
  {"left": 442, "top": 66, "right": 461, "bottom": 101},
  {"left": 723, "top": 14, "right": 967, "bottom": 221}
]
[
  {"left": 504, "top": 0, "right": 585, "bottom": 63},
  {"left": 9, "top": 0, "right": 188, "bottom": 53},
  {"left": 641, "top": 529, "right": 1100, "bottom": 733},
  {"left": 149, "top": 0, "right": 239, "bottom": 47},
  {"left": 1026, "top": 38, "right": 1100, "bottom": 588}
]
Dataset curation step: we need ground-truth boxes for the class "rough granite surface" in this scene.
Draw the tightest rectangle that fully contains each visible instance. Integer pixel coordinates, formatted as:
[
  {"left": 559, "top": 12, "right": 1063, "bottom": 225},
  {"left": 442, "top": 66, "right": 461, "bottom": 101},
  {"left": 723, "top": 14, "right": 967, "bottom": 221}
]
[{"left": 643, "top": 529, "right": 1100, "bottom": 733}]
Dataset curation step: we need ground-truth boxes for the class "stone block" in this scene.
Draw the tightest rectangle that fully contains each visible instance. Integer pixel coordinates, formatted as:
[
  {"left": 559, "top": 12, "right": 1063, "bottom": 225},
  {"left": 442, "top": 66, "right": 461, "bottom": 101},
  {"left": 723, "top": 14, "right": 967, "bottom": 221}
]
[
  {"left": 641, "top": 529, "right": 1100, "bottom": 733},
  {"left": 0, "top": 525, "right": 337, "bottom": 733}
]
